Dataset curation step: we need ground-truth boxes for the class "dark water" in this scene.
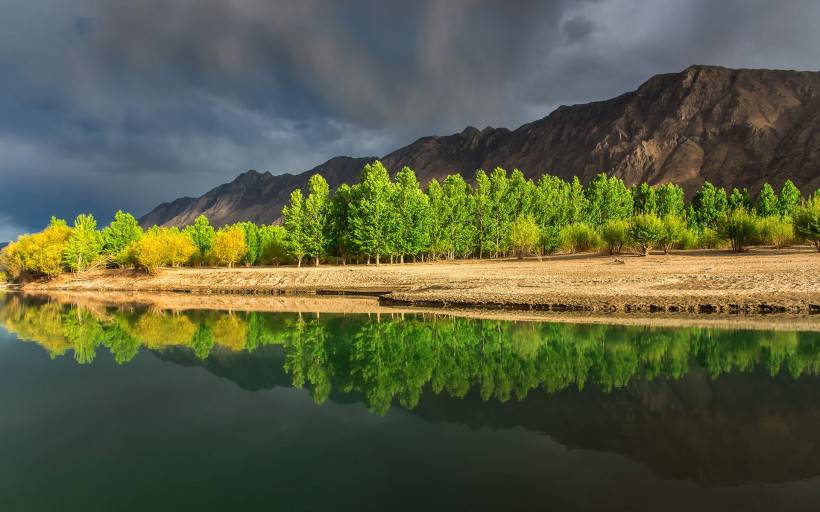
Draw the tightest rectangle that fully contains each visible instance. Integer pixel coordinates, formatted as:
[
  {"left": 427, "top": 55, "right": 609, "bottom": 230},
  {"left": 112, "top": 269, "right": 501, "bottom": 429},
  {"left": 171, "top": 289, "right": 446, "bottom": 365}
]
[{"left": 1, "top": 294, "right": 820, "bottom": 511}]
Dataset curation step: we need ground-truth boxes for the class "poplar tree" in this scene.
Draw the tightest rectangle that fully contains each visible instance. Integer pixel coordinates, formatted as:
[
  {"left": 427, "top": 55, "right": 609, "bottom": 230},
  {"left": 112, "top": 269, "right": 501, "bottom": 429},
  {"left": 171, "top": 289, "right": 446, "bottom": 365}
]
[
  {"left": 102, "top": 210, "right": 143, "bottom": 266},
  {"left": 394, "top": 167, "right": 430, "bottom": 262},
  {"left": 756, "top": 183, "right": 778, "bottom": 217},
  {"left": 304, "top": 174, "right": 330, "bottom": 266},
  {"left": 507, "top": 169, "right": 535, "bottom": 219},
  {"left": 692, "top": 181, "right": 728, "bottom": 228},
  {"left": 778, "top": 180, "right": 801, "bottom": 218},
  {"left": 728, "top": 187, "right": 752, "bottom": 211},
  {"left": 426, "top": 179, "right": 448, "bottom": 259},
  {"left": 240, "top": 221, "right": 260, "bottom": 265},
  {"left": 633, "top": 183, "right": 657, "bottom": 215},
  {"left": 473, "top": 170, "right": 492, "bottom": 258},
  {"left": 348, "top": 161, "right": 397, "bottom": 265},
  {"left": 184, "top": 214, "right": 215, "bottom": 265},
  {"left": 655, "top": 183, "right": 685, "bottom": 218},
  {"left": 488, "top": 167, "right": 511, "bottom": 257},
  {"left": 282, "top": 189, "right": 307, "bottom": 266},
  {"left": 63, "top": 214, "right": 103, "bottom": 272},
  {"left": 442, "top": 174, "right": 476, "bottom": 259},
  {"left": 326, "top": 184, "right": 355, "bottom": 264},
  {"left": 584, "top": 174, "right": 633, "bottom": 226}
]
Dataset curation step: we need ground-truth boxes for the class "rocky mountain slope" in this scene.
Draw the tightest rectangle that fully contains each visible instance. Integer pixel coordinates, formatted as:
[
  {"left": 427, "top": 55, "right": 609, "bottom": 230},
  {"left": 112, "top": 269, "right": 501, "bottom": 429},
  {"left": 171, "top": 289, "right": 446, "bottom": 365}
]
[{"left": 141, "top": 65, "right": 820, "bottom": 227}]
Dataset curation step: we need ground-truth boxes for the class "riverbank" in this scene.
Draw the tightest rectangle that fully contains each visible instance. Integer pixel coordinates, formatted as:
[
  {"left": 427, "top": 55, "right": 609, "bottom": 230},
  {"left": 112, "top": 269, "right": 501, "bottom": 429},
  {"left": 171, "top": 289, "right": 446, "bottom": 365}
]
[{"left": 21, "top": 247, "right": 820, "bottom": 316}]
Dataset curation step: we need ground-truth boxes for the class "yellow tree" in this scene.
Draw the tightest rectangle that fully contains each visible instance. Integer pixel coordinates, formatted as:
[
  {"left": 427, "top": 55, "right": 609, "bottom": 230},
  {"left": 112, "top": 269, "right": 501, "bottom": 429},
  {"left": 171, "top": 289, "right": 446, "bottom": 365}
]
[{"left": 210, "top": 225, "right": 248, "bottom": 267}]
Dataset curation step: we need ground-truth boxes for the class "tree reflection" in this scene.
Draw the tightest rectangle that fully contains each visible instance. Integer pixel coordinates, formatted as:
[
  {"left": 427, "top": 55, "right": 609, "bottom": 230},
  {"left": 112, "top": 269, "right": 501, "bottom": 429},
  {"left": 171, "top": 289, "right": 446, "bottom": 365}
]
[{"left": 1, "top": 294, "right": 819, "bottom": 415}]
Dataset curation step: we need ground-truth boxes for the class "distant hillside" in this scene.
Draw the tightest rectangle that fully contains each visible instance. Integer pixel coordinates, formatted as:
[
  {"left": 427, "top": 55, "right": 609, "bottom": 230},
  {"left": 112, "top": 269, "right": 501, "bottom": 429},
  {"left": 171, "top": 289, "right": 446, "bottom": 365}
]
[{"left": 141, "top": 65, "right": 820, "bottom": 227}]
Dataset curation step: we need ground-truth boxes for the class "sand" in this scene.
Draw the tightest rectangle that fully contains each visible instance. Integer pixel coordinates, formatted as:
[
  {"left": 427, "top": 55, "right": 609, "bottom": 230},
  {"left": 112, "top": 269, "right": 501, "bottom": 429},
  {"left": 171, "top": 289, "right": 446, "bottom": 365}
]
[{"left": 22, "top": 247, "right": 820, "bottom": 317}]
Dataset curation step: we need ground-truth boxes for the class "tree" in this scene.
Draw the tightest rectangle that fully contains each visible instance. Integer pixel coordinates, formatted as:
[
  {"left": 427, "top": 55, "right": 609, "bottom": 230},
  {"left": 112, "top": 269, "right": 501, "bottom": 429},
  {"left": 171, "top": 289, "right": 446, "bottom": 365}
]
[
  {"left": 1, "top": 217, "right": 72, "bottom": 279},
  {"left": 240, "top": 222, "right": 260, "bottom": 266},
  {"left": 628, "top": 214, "right": 665, "bottom": 256},
  {"left": 756, "top": 183, "right": 779, "bottom": 217},
  {"left": 102, "top": 211, "right": 143, "bottom": 267},
  {"left": 488, "top": 167, "right": 511, "bottom": 257},
  {"left": 303, "top": 174, "right": 330, "bottom": 266},
  {"left": 326, "top": 184, "right": 355, "bottom": 264},
  {"left": 164, "top": 227, "right": 197, "bottom": 267},
  {"left": 718, "top": 207, "right": 759, "bottom": 252},
  {"left": 633, "top": 183, "right": 657, "bottom": 215},
  {"left": 793, "top": 196, "right": 820, "bottom": 251},
  {"left": 728, "top": 187, "right": 752, "bottom": 212},
  {"left": 655, "top": 183, "right": 685, "bottom": 218},
  {"left": 183, "top": 215, "right": 215, "bottom": 265},
  {"left": 258, "top": 225, "right": 289, "bottom": 265},
  {"left": 130, "top": 227, "right": 195, "bottom": 274},
  {"left": 691, "top": 181, "right": 728, "bottom": 228},
  {"left": 659, "top": 215, "right": 687, "bottom": 254},
  {"left": 507, "top": 215, "right": 540, "bottom": 258},
  {"left": 282, "top": 188, "right": 307, "bottom": 266},
  {"left": 348, "top": 161, "right": 398, "bottom": 265},
  {"left": 600, "top": 219, "right": 630, "bottom": 255},
  {"left": 560, "top": 223, "right": 600, "bottom": 253},
  {"left": 507, "top": 169, "right": 535, "bottom": 219},
  {"left": 473, "top": 170, "right": 492, "bottom": 258},
  {"left": 394, "top": 167, "right": 431, "bottom": 262},
  {"left": 442, "top": 174, "right": 476, "bottom": 259},
  {"left": 210, "top": 225, "right": 248, "bottom": 267},
  {"left": 584, "top": 174, "right": 633, "bottom": 226},
  {"left": 63, "top": 214, "right": 103, "bottom": 272},
  {"left": 778, "top": 180, "right": 801, "bottom": 218},
  {"left": 532, "top": 175, "right": 576, "bottom": 254}
]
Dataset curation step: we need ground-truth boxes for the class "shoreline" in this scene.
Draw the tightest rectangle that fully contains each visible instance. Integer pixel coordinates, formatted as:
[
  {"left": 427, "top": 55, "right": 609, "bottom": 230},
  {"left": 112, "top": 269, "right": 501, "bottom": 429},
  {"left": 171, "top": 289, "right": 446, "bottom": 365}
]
[{"left": 17, "top": 247, "right": 820, "bottom": 321}]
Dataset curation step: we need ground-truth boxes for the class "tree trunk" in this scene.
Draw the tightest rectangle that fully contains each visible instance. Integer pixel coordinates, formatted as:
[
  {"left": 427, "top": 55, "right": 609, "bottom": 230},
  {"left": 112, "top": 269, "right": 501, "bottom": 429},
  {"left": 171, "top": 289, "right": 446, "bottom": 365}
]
[
  {"left": 297, "top": 258, "right": 302, "bottom": 268},
  {"left": 314, "top": 257, "right": 319, "bottom": 266},
  {"left": 400, "top": 254, "right": 404, "bottom": 264},
  {"left": 375, "top": 254, "right": 380, "bottom": 266}
]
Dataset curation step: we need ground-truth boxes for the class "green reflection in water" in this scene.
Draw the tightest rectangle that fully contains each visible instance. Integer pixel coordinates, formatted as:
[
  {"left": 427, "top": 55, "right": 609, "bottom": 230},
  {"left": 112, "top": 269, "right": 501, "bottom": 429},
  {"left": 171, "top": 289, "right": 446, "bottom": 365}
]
[{"left": 2, "top": 294, "right": 819, "bottom": 415}]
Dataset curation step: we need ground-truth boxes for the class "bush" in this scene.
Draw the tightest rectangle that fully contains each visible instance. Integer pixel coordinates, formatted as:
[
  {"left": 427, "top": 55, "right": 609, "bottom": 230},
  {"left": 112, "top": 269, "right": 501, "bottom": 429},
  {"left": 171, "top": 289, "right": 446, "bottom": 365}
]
[
  {"left": 129, "top": 227, "right": 196, "bottom": 274},
  {"left": 677, "top": 228, "right": 699, "bottom": 250},
  {"left": 508, "top": 215, "right": 540, "bottom": 258},
  {"left": 696, "top": 227, "right": 724, "bottom": 249},
  {"left": 757, "top": 217, "right": 794, "bottom": 248},
  {"left": 1, "top": 218, "right": 72, "bottom": 279},
  {"left": 659, "top": 215, "right": 687, "bottom": 254},
  {"left": 560, "top": 223, "right": 600, "bottom": 253},
  {"left": 717, "top": 207, "right": 759, "bottom": 252},
  {"left": 628, "top": 214, "right": 664, "bottom": 256},
  {"left": 210, "top": 225, "right": 248, "bottom": 267},
  {"left": 793, "top": 196, "right": 820, "bottom": 252},
  {"left": 600, "top": 219, "right": 629, "bottom": 255}
]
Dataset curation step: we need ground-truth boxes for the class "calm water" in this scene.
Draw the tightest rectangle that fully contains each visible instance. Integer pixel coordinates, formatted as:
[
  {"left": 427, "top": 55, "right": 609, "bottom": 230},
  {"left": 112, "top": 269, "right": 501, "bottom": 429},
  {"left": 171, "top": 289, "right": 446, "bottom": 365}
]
[{"left": 1, "top": 294, "right": 820, "bottom": 511}]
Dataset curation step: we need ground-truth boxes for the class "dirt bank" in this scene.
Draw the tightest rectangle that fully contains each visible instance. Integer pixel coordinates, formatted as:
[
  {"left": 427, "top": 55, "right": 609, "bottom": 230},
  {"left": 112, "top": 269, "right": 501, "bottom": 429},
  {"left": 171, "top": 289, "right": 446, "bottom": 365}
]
[{"left": 23, "top": 248, "right": 820, "bottom": 316}]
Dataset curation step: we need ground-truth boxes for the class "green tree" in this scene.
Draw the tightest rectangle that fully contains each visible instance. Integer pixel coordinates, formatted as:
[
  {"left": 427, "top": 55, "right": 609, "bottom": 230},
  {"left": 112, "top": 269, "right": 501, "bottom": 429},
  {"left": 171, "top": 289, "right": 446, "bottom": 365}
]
[
  {"left": 442, "top": 174, "right": 476, "bottom": 259},
  {"left": 282, "top": 188, "right": 307, "bottom": 266},
  {"left": 183, "top": 215, "right": 215, "bottom": 264},
  {"left": 394, "top": 167, "right": 431, "bottom": 262},
  {"left": 258, "top": 225, "right": 289, "bottom": 265},
  {"left": 63, "top": 214, "right": 103, "bottom": 272},
  {"left": 756, "top": 183, "right": 779, "bottom": 217},
  {"left": 628, "top": 214, "right": 665, "bottom": 256},
  {"left": 304, "top": 174, "right": 330, "bottom": 266},
  {"left": 728, "top": 187, "right": 752, "bottom": 211},
  {"left": 532, "top": 175, "right": 576, "bottom": 254},
  {"left": 655, "top": 183, "right": 685, "bottom": 218},
  {"left": 633, "top": 183, "right": 657, "bottom": 215},
  {"left": 600, "top": 219, "right": 630, "bottom": 255},
  {"left": 793, "top": 196, "right": 820, "bottom": 251},
  {"left": 507, "top": 169, "right": 535, "bottom": 219},
  {"left": 584, "top": 174, "right": 633, "bottom": 226},
  {"left": 101, "top": 211, "right": 143, "bottom": 267},
  {"left": 488, "top": 168, "right": 512, "bottom": 257},
  {"left": 240, "top": 222, "right": 260, "bottom": 266},
  {"left": 348, "top": 161, "right": 398, "bottom": 265},
  {"left": 326, "top": 184, "right": 355, "bottom": 264},
  {"left": 473, "top": 170, "right": 492, "bottom": 258},
  {"left": 691, "top": 181, "right": 728, "bottom": 228},
  {"left": 778, "top": 180, "right": 801, "bottom": 218},
  {"left": 718, "top": 207, "right": 759, "bottom": 252}
]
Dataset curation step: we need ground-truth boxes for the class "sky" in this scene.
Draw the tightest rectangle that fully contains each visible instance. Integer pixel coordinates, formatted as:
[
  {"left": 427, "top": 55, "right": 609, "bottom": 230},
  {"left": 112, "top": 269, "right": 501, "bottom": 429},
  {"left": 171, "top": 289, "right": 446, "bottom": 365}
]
[{"left": 1, "top": 0, "right": 819, "bottom": 240}]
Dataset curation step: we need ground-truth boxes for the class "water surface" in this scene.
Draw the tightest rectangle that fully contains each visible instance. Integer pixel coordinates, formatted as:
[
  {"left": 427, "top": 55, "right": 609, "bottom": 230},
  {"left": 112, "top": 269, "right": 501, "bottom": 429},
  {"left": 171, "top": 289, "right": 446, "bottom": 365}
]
[{"left": 1, "top": 294, "right": 819, "bottom": 511}]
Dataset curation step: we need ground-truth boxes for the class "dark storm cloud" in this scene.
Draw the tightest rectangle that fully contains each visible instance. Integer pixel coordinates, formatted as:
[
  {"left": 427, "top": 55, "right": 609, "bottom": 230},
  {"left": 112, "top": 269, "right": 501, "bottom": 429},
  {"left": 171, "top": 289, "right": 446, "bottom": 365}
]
[{"left": 1, "top": 0, "right": 819, "bottom": 238}]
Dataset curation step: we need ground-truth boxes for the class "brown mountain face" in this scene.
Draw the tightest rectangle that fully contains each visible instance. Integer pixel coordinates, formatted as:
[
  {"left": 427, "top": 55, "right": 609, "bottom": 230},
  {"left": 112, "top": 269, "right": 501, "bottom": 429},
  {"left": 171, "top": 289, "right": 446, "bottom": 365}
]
[{"left": 141, "top": 65, "right": 820, "bottom": 227}]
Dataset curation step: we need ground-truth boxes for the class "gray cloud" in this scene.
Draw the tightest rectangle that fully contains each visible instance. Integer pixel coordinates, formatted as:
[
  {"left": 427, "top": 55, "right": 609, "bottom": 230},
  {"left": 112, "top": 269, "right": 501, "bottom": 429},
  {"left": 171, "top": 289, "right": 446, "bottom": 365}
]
[{"left": 0, "top": 0, "right": 819, "bottom": 239}]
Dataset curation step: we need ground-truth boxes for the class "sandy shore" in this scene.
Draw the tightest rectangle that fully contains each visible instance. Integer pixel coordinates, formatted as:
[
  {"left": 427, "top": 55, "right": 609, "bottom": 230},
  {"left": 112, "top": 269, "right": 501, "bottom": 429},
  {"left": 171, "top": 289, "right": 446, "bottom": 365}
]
[{"left": 22, "top": 247, "right": 820, "bottom": 317}]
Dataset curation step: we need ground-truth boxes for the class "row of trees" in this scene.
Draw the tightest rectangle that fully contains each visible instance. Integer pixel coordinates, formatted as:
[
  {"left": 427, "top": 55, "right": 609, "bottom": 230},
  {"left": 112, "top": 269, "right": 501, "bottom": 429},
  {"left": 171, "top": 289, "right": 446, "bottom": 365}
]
[
  {"left": 2, "top": 161, "right": 819, "bottom": 278},
  {"left": 3, "top": 295, "right": 818, "bottom": 414}
]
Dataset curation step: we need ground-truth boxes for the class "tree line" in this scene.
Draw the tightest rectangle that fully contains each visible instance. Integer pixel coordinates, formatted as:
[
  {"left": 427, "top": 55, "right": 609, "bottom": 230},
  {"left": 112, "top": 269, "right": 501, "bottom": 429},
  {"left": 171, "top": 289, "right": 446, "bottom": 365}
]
[
  {"left": 3, "top": 295, "right": 817, "bottom": 415},
  {"left": 2, "top": 161, "right": 819, "bottom": 280}
]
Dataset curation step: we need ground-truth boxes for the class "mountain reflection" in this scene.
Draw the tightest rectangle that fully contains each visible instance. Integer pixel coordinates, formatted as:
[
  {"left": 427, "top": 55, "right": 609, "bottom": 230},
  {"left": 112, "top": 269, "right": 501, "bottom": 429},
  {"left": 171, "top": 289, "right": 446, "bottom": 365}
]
[{"left": 2, "top": 294, "right": 818, "bottom": 416}]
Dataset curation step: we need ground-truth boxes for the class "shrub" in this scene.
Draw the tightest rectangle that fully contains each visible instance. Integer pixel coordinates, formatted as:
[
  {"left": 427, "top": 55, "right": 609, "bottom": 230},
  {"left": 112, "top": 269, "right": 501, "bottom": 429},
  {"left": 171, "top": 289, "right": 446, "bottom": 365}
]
[
  {"left": 628, "top": 214, "right": 664, "bottom": 256},
  {"left": 210, "top": 225, "right": 248, "bottom": 267},
  {"left": 600, "top": 219, "right": 629, "bottom": 255},
  {"left": 717, "top": 207, "right": 759, "bottom": 252},
  {"left": 756, "top": 217, "right": 794, "bottom": 248},
  {"left": 793, "top": 196, "right": 820, "bottom": 251},
  {"left": 560, "top": 223, "right": 600, "bottom": 253},
  {"left": 507, "top": 215, "right": 540, "bottom": 258},
  {"left": 696, "top": 227, "right": 724, "bottom": 249},
  {"left": 659, "top": 215, "right": 687, "bottom": 254},
  {"left": 677, "top": 228, "right": 699, "bottom": 250},
  {"left": 1, "top": 218, "right": 72, "bottom": 279}
]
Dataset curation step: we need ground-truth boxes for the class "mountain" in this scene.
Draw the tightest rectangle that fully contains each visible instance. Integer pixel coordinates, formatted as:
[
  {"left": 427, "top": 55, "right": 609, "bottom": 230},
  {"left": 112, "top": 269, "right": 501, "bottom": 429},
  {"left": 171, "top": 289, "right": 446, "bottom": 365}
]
[{"left": 141, "top": 65, "right": 820, "bottom": 227}]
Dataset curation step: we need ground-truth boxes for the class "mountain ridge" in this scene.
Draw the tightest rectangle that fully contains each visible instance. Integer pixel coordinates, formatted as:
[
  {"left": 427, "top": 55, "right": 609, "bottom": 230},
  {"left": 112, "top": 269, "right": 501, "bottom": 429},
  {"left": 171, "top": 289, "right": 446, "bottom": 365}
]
[{"left": 141, "top": 65, "right": 820, "bottom": 228}]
